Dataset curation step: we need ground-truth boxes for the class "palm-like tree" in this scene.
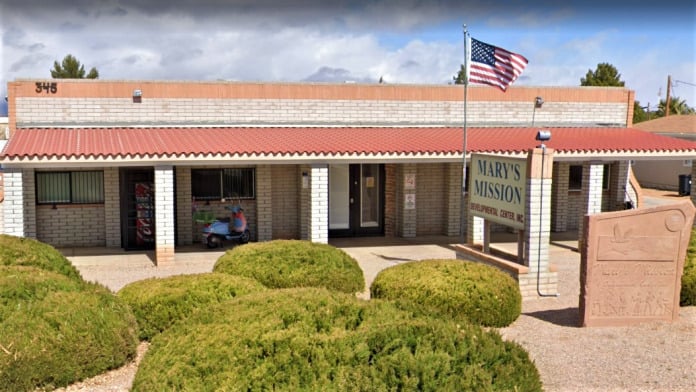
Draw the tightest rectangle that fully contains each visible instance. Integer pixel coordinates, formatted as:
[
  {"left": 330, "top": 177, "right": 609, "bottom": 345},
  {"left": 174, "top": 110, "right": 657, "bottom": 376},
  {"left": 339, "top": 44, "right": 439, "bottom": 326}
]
[{"left": 657, "top": 96, "right": 695, "bottom": 116}]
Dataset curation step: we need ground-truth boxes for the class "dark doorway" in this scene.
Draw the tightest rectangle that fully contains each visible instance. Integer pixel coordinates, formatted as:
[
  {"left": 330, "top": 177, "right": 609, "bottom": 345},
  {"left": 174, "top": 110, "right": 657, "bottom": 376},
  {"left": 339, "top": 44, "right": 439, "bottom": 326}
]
[{"left": 120, "top": 168, "right": 155, "bottom": 250}]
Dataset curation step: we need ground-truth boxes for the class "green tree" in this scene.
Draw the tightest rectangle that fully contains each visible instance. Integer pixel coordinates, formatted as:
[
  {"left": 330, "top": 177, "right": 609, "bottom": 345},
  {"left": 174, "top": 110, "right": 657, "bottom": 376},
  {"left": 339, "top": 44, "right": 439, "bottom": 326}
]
[
  {"left": 580, "top": 62, "right": 624, "bottom": 87},
  {"left": 51, "top": 54, "right": 99, "bottom": 79},
  {"left": 633, "top": 101, "right": 648, "bottom": 123},
  {"left": 453, "top": 65, "right": 466, "bottom": 84},
  {"left": 657, "top": 96, "right": 696, "bottom": 116}
]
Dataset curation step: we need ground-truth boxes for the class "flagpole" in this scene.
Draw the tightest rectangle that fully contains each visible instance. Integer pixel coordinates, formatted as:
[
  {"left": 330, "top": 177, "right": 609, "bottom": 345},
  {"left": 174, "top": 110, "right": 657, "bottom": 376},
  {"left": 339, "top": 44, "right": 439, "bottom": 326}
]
[{"left": 460, "top": 24, "right": 470, "bottom": 244}]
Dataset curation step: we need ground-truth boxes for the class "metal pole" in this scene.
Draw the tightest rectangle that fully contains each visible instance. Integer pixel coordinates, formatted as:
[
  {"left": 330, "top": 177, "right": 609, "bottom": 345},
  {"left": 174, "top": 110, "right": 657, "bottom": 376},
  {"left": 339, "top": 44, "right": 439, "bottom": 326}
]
[{"left": 460, "top": 24, "right": 470, "bottom": 243}]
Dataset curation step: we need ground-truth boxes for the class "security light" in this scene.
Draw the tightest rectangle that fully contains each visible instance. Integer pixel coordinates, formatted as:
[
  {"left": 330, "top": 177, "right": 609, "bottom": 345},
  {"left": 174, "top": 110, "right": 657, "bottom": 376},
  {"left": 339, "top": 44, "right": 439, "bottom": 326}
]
[
  {"left": 534, "top": 96, "right": 544, "bottom": 108},
  {"left": 536, "top": 130, "right": 551, "bottom": 142}
]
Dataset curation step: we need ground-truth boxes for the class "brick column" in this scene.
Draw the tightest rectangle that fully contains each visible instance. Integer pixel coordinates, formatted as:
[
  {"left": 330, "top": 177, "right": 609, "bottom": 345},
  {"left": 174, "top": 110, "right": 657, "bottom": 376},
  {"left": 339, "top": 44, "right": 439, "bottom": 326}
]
[
  {"left": 520, "top": 148, "right": 557, "bottom": 297},
  {"left": 578, "top": 163, "right": 604, "bottom": 241},
  {"left": 309, "top": 165, "right": 328, "bottom": 243},
  {"left": 445, "top": 162, "right": 462, "bottom": 236},
  {"left": 3, "top": 168, "right": 29, "bottom": 237},
  {"left": 103, "top": 167, "right": 121, "bottom": 247},
  {"left": 399, "top": 163, "right": 417, "bottom": 238},
  {"left": 384, "top": 164, "right": 396, "bottom": 237},
  {"left": 256, "top": 165, "right": 273, "bottom": 241},
  {"left": 175, "top": 167, "right": 193, "bottom": 245},
  {"left": 551, "top": 162, "right": 569, "bottom": 232},
  {"left": 154, "top": 166, "right": 175, "bottom": 265}
]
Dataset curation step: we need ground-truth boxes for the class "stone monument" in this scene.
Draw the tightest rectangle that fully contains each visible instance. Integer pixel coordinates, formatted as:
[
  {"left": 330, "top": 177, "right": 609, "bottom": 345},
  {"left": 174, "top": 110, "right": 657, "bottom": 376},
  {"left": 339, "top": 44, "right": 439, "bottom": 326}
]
[{"left": 580, "top": 200, "right": 695, "bottom": 327}]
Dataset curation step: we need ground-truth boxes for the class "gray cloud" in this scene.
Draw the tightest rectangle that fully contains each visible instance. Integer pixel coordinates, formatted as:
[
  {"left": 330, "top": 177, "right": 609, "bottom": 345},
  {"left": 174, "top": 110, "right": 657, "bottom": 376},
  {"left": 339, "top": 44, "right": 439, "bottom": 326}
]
[{"left": 10, "top": 53, "right": 52, "bottom": 73}]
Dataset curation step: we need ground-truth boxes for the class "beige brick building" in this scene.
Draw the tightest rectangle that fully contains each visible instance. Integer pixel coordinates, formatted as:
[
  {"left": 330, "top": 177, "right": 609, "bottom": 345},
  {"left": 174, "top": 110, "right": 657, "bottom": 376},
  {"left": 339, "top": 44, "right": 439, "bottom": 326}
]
[{"left": 2, "top": 80, "right": 695, "bottom": 275}]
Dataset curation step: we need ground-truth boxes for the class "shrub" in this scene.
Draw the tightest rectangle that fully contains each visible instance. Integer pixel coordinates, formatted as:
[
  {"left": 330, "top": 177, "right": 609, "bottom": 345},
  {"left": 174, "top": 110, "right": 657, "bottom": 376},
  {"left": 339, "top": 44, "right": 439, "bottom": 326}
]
[
  {"left": 213, "top": 240, "right": 365, "bottom": 294},
  {"left": 118, "top": 273, "right": 267, "bottom": 340},
  {"left": 132, "top": 288, "right": 541, "bottom": 391},
  {"left": 370, "top": 259, "right": 522, "bottom": 327},
  {"left": 681, "top": 228, "right": 696, "bottom": 306},
  {"left": 0, "top": 266, "right": 138, "bottom": 391},
  {"left": 0, "top": 234, "right": 82, "bottom": 281}
]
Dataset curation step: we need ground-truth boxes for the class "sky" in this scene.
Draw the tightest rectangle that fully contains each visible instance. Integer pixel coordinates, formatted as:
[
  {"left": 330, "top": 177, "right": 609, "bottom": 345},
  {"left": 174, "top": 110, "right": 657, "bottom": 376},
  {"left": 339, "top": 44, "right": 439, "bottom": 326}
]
[{"left": 1, "top": 0, "right": 695, "bottom": 117}]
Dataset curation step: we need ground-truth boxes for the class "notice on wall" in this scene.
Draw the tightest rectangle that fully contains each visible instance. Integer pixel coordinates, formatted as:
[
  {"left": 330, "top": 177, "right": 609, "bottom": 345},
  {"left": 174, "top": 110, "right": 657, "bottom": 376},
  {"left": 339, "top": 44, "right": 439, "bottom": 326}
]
[
  {"left": 404, "top": 174, "right": 416, "bottom": 190},
  {"left": 469, "top": 154, "right": 527, "bottom": 230},
  {"left": 405, "top": 194, "right": 416, "bottom": 210}
]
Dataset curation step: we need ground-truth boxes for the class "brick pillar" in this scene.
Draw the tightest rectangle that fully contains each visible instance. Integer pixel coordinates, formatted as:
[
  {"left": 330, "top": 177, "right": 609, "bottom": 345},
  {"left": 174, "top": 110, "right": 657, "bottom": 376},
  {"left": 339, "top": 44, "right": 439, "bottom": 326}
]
[
  {"left": 256, "top": 165, "right": 273, "bottom": 241},
  {"left": 445, "top": 162, "right": 463, "bottom": 237},
  {"left": 309, "top": 165, "right": 328, "bottom": 243},
  {"left": 522, "top": 148, "right": 557, "bottom": 297},
  {"left": 398, "top": 163, "right": 417, "bottom": 237},
  {"left": 154, "top": 166, "right": 175, "bottom": 265},
  {"left": 384, "top": 164, "right": 396, "bottom": 237},
  {"left": 104, "top": 167, "right": 121, "bottom": 247},
  {"left": 175, "top": 167, "right": 193, "bottom": 245},
  {"left": 551, "top": 162, "right": 569, "bottom": 232},
  {"left": 3, "top": 168, "right": 27, "bottom": 237},
  {"left": 578, "top": 163, "right": 604, "bottom": 242}
]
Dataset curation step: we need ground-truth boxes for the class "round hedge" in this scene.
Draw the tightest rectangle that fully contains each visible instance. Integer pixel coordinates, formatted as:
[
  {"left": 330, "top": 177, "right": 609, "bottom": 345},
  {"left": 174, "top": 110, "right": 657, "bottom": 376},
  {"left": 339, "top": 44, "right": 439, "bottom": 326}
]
[
  {"left": 213, "top": 240, "right": 365, "bottom": 294},
  {"left": 0, "top": 266, "right": 138, "bottom": 391},
  {"left": 132, "top": 288, "right": 541, "bottom": 391},
  {"left": 370, "top": 260, "right": 522, "bottom": 327},
  {"left": 0, "top": 234, "right": 82, "bottom": 281},
  {"left": 680, "top": 228, "right": 696, "bottom": 306},
  {"left": 117, "top": 272, "right": 267, "bottom": 340}
]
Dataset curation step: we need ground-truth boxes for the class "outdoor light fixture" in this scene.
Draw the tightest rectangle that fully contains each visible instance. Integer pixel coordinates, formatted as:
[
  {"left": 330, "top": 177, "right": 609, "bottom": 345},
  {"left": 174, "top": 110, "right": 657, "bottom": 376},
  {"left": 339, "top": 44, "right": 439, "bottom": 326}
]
[
  {"left": 531, "top": 96, "right": 544, "bottom": 126},
  {"left": 535, "top": 129, "right": 551, "bottom": 148},
  {"left": 534, "top": 96, "right": 544, "bottom": 108}
]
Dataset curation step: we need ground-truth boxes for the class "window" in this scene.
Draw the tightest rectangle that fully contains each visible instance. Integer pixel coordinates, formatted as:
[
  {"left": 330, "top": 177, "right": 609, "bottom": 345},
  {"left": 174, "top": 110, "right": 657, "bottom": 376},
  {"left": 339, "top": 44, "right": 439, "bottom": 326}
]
[
  {"left": 568, "top": 165, "right": 582, "bottom": 190},
  {"left": 191, "top": 168, "right": 255, "bottom": 200},
  {"left": 603, "top": 164, "right": 610, "bottom": 191},
  {"left": 568, "top": 165, "right": 610, "bottom": 191},
  {"left": 36, "top": 171, "right": 104, "bottom": 204}
]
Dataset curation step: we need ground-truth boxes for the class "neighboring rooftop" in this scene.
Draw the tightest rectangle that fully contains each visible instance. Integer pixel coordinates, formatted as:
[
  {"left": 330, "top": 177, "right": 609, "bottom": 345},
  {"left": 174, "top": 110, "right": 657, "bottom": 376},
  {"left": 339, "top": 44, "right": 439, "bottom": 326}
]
[{"left": 632, "top": 115, "right": 696, "bottom": 134}]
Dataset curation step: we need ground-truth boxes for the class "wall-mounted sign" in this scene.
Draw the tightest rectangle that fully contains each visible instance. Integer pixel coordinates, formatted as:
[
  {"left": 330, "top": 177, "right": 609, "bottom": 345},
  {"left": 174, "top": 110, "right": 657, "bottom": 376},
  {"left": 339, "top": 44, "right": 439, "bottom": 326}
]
[
  {"left": 405, "top": 173, "right": 416, "bottom": 190},
  {"left": 405, "top": 194, "right": 416, "bottom": 210},
  {"left": 469, "top": 154, "right": 527, "bottom": 230}
]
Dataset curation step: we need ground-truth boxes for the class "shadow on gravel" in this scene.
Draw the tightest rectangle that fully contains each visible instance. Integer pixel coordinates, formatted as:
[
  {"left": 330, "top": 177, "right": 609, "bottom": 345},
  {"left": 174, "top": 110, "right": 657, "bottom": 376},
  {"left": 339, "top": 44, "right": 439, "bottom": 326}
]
[{"left": 525, "top": 307, "right": 581, "bottom": 328}]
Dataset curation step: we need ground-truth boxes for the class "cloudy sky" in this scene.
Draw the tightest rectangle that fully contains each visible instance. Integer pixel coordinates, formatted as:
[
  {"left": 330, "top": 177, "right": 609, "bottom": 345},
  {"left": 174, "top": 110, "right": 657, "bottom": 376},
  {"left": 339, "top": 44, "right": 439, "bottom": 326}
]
[{"left": 1, "top": 0, "right": 695, "bottom": 116}]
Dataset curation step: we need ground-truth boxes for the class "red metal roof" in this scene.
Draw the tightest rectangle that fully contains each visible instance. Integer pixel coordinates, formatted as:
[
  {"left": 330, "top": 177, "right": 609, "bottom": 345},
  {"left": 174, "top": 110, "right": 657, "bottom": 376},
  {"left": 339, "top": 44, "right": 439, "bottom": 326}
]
[{"left": 2, "top": 127, "right": 696, "bottom": 161}]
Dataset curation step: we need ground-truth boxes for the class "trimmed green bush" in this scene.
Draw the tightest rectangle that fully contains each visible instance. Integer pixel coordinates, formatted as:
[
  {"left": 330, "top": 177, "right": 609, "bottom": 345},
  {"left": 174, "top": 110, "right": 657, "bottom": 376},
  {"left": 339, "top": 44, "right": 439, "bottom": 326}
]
[
  {"left": 213, "top": 240, "right": 365, "bottom": 294},
  {"left": 370, "top": 259, "right": 522, "bottom": 327},
  {"left": 118, "top": 273, "right": 267, "bottom": 340},
  {"left": 681, "top": 228, "right": 696, "bottom": 306},
  {"left": 132, "top": 288, "right": 541, "bottom": 391},
  {"left": 0, "top": 266, "right": 138, "bottom": 391},
  {"left": 0, "top": 234, "right": 82, "bottom": 281}
]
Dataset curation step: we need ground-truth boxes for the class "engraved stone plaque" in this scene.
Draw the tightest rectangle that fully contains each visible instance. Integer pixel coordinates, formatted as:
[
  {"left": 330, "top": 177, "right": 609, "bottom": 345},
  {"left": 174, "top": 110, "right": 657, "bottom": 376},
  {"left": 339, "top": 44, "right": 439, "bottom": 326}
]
[{"left": 580, "top": 200, "right": 695, "bottom": 327}]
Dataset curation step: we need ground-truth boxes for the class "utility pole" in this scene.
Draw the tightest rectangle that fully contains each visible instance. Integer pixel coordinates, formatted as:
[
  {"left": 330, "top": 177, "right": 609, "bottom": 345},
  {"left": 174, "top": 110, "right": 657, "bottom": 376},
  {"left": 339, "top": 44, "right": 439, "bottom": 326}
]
[{"left": 665, "top": 75, "right": 672, "bottom": 117}]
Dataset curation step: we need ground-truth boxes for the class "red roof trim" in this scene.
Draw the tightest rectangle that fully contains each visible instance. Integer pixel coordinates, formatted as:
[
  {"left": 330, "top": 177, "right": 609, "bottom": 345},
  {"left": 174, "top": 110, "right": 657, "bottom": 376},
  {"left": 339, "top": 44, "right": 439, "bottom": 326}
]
[{"left": 2, "top": 127, "right": 696, "bottom": 161}]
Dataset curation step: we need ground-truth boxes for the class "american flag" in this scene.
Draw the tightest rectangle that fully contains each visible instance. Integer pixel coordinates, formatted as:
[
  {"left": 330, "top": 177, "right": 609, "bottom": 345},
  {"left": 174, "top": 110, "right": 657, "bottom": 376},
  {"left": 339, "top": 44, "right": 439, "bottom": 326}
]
[{"left": 468, "top": 37, "right": 528, "bottom": 91}]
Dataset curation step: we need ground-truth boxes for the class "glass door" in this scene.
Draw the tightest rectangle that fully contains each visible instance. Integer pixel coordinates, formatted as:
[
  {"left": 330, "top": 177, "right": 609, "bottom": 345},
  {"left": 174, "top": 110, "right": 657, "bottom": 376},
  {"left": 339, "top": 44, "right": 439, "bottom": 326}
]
[{"left": 329, "top": 164, "right": 384, "bottom": 237}]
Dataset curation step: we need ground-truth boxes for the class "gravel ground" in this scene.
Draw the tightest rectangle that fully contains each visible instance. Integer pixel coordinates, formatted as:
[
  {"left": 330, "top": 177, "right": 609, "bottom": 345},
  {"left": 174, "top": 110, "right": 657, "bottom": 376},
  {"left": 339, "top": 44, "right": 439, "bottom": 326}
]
[{"left": 55, "top": 239, "right": 695, "bottom": 392}]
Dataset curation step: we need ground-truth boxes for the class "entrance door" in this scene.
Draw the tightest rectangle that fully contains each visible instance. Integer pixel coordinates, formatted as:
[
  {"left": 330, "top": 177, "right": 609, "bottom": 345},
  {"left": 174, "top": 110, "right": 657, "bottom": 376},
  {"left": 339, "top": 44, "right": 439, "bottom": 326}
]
[
  {"left": 120, "top": 168, "right": 155, "bottom": 250},
  {"left": 329, "top": 164, "right": 384, "bottom": 237}
]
